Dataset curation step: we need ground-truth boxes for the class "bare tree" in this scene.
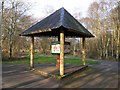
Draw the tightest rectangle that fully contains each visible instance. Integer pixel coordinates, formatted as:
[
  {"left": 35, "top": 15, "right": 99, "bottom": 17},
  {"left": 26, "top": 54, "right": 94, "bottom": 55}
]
[
  {"left": 81, "top": 0, "right": 119, "bottom": 60},
  {"left": 1, "top": 0, "right": 35, "bottom": 59}
]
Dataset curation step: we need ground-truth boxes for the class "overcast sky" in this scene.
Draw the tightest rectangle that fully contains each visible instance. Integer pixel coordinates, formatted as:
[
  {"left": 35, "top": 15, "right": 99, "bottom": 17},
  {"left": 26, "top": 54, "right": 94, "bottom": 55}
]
[{"left": 21, "top": 0, "right": 99, "bottom": 19}]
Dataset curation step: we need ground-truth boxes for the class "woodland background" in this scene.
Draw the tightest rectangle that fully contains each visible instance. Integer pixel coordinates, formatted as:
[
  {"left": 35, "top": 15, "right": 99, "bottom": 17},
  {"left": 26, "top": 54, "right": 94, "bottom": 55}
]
[{"left": 0, "top": 0, "right": 119, "bottom": 61}]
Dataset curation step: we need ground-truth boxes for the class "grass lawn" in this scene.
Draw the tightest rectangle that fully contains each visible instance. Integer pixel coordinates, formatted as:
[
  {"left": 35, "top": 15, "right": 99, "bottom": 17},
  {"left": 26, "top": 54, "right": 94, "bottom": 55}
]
[{"left": 2, "top": 53, "right": 99, "bottom": 65}]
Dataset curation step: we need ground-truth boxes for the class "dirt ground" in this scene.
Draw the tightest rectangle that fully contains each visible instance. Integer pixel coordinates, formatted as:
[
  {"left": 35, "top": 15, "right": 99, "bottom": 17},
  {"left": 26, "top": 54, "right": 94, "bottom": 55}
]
[{"left": 2, "top": 59, "right": 119, "bottom": 88}]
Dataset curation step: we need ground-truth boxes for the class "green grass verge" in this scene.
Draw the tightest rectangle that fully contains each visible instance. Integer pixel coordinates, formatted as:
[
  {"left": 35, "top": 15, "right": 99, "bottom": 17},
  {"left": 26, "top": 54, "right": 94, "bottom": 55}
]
[{"left": 2, "top": 54, "right": 99, "bottom": 65}]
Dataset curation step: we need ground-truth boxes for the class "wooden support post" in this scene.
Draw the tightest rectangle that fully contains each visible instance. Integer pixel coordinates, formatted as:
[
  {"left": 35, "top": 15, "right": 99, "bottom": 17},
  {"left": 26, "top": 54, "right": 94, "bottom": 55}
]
[
  {"left": 56, "top": 35, "right": 60, "bottom": 68},
  {"left": 60, "top": 30, "right": 64, "bottom": 76},
  {"left": 56, "top": 54, "right": 60, "bottom": 68},
  {"left": 82, "top": 37, "right": 85, "bottom": 65},
  {"left": 30, "top": 36, "right": 34, "bottom": 69}
]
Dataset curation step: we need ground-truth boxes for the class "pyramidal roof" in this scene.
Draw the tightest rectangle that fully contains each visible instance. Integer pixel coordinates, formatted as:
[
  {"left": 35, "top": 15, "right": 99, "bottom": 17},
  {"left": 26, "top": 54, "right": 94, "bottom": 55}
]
[{"left": 20, "top": 7, "right": 94, "bottom": 37}]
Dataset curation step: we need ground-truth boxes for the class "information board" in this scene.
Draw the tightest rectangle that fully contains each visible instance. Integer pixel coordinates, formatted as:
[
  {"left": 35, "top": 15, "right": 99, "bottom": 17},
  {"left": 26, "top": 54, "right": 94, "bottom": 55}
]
[{"left": 51, "top": 41, "right": 70, "bottom": 54}]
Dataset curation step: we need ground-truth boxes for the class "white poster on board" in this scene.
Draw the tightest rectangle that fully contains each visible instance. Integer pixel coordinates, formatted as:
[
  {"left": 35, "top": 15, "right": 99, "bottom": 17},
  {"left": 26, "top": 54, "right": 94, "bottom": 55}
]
[
  {"left": 51, "top": 42, "right": 70, "bottom": 54},
  {"left": 51, "top": 44, "right": 60, "bottom": 54}
]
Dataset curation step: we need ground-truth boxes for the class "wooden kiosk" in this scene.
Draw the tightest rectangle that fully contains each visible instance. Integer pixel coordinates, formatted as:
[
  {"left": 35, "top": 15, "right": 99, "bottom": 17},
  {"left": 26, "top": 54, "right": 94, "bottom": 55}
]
[
  {"left": 20, "top": 8, "right": 94, "bottom": 76},
  {"left": 51, "top": 41, "right": 70, "bottom": 69}
]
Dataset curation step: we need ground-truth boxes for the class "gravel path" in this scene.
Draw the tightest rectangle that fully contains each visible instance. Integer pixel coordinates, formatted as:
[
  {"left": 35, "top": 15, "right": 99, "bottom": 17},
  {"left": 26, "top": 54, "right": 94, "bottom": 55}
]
[{"left": 2, "top": 59, "right": 119, "bottom": 88}]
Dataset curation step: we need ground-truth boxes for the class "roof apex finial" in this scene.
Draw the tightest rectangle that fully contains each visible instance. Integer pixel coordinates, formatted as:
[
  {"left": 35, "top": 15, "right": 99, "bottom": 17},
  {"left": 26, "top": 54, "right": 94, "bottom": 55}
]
[{"left": 61, "top": 7, "right": 65, "bottom": 10}]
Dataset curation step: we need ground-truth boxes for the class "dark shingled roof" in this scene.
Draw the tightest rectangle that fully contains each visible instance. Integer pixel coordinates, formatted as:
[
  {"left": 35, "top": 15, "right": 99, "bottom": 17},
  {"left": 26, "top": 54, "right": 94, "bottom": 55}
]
[{"left": 20, "top": 7, "right": 94, "bottom": 37}]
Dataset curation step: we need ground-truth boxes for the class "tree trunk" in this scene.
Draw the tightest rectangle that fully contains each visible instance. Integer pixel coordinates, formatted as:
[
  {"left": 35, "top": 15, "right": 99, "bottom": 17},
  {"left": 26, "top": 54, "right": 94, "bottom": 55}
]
[
  {"left": 105, "top": 38, "right": 110, "bottom": 59},
  {"left": 9, "top": 1, "right": 15, "bottom": 59},
  {"left": 1, "top": 0, "right": 4, "bottom": 48},
  {"left": 9, "top": 43, "right": 12, "bottom": 59},
  {"left": 116, "top": 20, "right": 120, "bottom": 60},
  {"left": 73, "top": 45, "right": 76, "bottom": 56},
  {"left": 9, "top": 34, "right": 13, "bottom": 59},
  {"left": 0, "top": 48, "right": 2, "bottom": 61},
  {"left": 111, "top": 33, "right": 114, "bottom": 57}
]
